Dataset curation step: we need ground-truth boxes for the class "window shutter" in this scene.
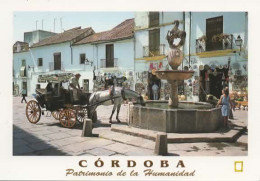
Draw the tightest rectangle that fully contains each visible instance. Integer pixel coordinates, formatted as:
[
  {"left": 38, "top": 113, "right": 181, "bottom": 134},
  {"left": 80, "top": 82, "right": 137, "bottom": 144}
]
[
  {"left": 149, "top": 12, "right": 159, "bottom": 27},
  {"left": 149, "top": 29, "right": 160, "bottom": 56},
  {"left": 206, "top": 16, "right": 223, "bottom": 51}
]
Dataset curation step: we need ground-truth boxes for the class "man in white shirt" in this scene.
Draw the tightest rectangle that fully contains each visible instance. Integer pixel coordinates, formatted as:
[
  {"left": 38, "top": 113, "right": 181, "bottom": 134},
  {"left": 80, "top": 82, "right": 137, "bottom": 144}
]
[
  {"left": 69, "top": 73, "right": 81, "bottom": 101},
  {"left": 152, "top": 83, "right": 159, "bottom": 100}
]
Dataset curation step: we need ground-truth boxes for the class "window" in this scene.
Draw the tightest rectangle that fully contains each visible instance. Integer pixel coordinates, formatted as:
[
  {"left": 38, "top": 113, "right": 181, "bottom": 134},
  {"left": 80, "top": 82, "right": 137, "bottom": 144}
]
[
  {"left": 149, "top": 29, "right": 160, "bottom": 56},
  {"left": 38, "top": 58, "right": 43, "bottom": 66},
  {"left": 149, "top": 12, "right": 159, "bottom": 27},
  {"left": 206, "top": 16, "right": 223, "bottom": 51},
  {"left": 106, "top": 44, "right": 114, "bottom": 67},
  {"left": 54, "top": 53, "right": 61, "bottom": 70},
  {"left": 80, "top": 54, "right": 86, "bottom": 64},
  {"left": 21, "top": 59, "right": 26, "bottom": 66},
  {"left": 20, "top": 59, "right": 26, "bottom": 77}
]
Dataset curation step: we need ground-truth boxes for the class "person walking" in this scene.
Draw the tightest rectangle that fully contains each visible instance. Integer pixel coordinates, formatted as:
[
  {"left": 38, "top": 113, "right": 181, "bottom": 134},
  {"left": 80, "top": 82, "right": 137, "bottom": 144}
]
[
  {"left": 152, "top": 83, "right": 159, "bottom": 100},
  {"left": 21, "top": 88, "right": 27, "bottom": 103},
  {"left": 216, "top": 88, "right": 234, "bottom": 127}
]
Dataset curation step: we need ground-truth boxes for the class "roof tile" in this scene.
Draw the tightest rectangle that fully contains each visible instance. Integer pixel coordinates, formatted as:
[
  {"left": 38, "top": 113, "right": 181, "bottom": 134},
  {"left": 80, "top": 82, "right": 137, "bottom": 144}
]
[
  {"left": 31, "top": 27, "right": 94, "bottom": 48},
  {"left": 74, "top": 18, "right": 134, "bottom": 45}
]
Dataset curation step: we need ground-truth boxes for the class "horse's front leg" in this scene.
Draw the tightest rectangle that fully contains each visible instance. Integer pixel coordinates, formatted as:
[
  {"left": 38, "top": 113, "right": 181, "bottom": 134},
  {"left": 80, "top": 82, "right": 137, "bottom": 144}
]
[
  {"left": 109, "top": 104, "right": 117, "bottom": 123},
  {"left": 116, "top": 104, "right": 121, "bottom": 123}
]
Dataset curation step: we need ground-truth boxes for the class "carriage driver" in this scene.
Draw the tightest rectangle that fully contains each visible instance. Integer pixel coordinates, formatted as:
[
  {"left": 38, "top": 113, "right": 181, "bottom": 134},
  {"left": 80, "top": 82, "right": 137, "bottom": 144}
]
[{"left": 69, "top": 73, "right": 82, "bottom": 101}]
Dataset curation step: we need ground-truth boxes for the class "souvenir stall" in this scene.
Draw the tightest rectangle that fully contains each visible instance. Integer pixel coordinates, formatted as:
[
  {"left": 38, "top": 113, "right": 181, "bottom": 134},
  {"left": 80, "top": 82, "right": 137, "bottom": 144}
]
[
  {"left": 93, "top": 69, "right": 133, "bottom": 91},
  {"left": 229, "top": 63, "right": 248, "bottom": 110}
]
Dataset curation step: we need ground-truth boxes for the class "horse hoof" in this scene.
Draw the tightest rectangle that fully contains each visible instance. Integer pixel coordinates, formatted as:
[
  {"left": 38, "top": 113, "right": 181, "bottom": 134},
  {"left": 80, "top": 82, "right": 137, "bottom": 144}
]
[
  {"left": 109, "top": 120, "right": 112, "bottom": 124},
  {"left": 117, "top": 120, "right": 121, "bottom": 123}
]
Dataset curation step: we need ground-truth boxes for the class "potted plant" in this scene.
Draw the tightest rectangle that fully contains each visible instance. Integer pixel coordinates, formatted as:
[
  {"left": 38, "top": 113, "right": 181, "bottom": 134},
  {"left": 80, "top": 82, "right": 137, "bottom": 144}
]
[{"left": 212, "top": 33, "right": 230, "bottom": 48}]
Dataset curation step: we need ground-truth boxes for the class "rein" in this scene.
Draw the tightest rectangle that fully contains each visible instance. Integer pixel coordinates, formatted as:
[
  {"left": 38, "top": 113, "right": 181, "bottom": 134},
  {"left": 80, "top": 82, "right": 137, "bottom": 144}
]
[{"left": 121, "top": 88, "right": 127, "bottom": 100}]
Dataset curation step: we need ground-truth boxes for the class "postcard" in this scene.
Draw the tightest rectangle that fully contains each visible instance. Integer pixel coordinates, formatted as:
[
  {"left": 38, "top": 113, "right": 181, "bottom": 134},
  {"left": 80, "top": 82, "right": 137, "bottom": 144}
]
[{"left": 1, "top": 0, "right": 259, "bottom": 180}]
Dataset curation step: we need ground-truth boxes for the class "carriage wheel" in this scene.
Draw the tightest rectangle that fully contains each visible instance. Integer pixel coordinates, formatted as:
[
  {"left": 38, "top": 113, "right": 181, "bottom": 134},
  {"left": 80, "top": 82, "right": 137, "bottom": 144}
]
[
  {"left": 59, "top": 109, "right": 76, "bottom": 128},
  {"left": 76, "top": 108, "right": 88, "bottom": 124},
  {"left": 52, "top": 110, "right": 60, "bottom": 120},
  {"left": 26, "top": 100, "right": 41, "bottom": 124}
]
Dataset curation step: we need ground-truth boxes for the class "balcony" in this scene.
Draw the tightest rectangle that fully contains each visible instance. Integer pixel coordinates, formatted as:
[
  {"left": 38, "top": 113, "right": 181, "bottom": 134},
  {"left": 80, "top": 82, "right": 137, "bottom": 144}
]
[
  {"left": 143, "top": 44, "right": 165, "bottom": 57},
  {"left": 196, "top": 34, "right": 234, "bottom": 54},
  {"left": 100, "top": 58, "right": 118, "bottom": 68},
  {"left": 20, "top": 66, "right": 27, "bottom": 77},
  {"left": 49, "top": 62, "right": 65, "bottom": 71}
]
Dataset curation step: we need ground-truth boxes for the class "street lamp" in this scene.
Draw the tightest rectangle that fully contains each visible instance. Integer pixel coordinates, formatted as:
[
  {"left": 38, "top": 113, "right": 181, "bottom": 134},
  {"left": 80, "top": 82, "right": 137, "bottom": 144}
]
[{"left": 235, "top": 35, "right": 243, "bottom": 55}]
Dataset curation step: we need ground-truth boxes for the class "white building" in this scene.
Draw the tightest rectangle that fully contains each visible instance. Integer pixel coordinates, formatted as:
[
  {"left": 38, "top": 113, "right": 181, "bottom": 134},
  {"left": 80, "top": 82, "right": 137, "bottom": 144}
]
[
  {"left": 72, "top": 18, "right": 135, "bottom": 90},
  {"left": 13, "top": 13, "right": 248, "bottom": 101},
  {"left": 134, "top": 12, "right": 248, "bottom": 101},
  {"left": 13, "top": 27, "right": 95, "bottom": 96},
  {"left": 24, "top": 30, "right": 57, "bottom": 46},
  {"left": 186, "top": 12, "right": 248, "bottom": 102},
  {"left": 13, "top": 19, "right": 135, "bottom": 96}
]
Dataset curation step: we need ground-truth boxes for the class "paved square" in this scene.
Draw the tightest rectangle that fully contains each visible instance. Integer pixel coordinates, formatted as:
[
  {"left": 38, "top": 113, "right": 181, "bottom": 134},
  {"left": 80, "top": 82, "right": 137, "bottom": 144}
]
[{"left": 13, "top": 97, "right": 247, "bottom": 156}]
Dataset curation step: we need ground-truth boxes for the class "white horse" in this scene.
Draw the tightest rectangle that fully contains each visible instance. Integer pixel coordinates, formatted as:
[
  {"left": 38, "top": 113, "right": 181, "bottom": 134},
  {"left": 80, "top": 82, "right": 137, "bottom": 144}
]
[{"left": 88, "top": 87, "right": 145, "bottom": 123}]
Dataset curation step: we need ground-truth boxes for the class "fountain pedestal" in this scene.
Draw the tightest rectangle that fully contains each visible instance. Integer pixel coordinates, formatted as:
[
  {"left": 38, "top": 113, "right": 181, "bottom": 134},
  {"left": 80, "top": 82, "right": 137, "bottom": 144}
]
[
  {"left": 128, "top": 20, "right": 222, "bottom": 133},
  {"left": 168, "top": 80, "right": 178, "bottom": 108},
  {"left": 154, "top": 70, "right": 195, "bottom": 107}
]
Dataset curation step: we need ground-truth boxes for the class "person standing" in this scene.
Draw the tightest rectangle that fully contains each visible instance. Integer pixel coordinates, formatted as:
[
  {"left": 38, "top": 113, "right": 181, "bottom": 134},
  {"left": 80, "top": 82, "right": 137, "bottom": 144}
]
[
  {"left": 216, "top": 88, "right": 234, "bottom": 127},
  {"left": 21, "top": 88, "right": 27, "bottom": 103},
  {"left": 69, "top": 73, "right": 81, "bottom": 101},
  {"left": 225, "top": 87, "right": 235, "bottom": 119},
  {"left": 152, "top": 83, "right": 159, "bottom": 100}
]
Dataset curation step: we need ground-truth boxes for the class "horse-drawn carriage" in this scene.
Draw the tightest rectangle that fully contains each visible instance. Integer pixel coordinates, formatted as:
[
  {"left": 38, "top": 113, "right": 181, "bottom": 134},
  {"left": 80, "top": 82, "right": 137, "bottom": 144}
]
[
  {"left": 26, "top": 73, "right": 146, "bottom": 128},
  {"left": 25, "top": 73, "right": 91, "bottom": 128}
]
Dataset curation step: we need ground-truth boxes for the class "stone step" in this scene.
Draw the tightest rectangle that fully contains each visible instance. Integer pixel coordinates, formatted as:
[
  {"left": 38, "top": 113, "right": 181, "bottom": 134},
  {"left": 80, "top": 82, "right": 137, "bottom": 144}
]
[
  {"left": 93, "top": 127, "right": 155, "bottom": 150},
  {"left": 111, "top": 125, "right": 247, "bottom": 143}
]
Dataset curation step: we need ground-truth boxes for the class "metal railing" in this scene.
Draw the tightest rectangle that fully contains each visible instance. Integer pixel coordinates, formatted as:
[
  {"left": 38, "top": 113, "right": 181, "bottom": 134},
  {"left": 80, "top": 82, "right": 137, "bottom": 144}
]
[
  {"left": 196, "top": 34, "right": 234, "bottom": 53},
  {"left": 143, "top": 44, "right": 165, "bottom": 57},
  {"left": 100, "top": 58, "right": 118, "bottom": 68}
]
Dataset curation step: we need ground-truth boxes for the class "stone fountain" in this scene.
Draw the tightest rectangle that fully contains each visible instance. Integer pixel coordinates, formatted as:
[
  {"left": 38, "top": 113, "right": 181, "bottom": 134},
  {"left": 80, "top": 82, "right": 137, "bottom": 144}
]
[{"left": 128, "top": 20, "right": 222, "bottom": 133}]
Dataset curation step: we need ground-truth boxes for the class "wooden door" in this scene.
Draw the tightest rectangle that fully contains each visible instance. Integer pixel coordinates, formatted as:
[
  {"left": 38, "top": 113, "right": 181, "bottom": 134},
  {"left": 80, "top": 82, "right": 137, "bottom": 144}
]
[
  {"left": 106, "top": 44, "right": 114, "bottom": 67},
  {"left": 206, "top": 16, "right": 223, "bottom": 51},
  {"left": 54, "top": 53, "right": 61, "bottom": 70}
]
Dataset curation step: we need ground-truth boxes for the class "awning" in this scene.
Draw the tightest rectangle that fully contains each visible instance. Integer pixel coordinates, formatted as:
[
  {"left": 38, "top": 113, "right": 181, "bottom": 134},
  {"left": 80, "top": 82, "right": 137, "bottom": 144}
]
[{"left": 38, "top": 73, "right": 74, "bottom": 83}]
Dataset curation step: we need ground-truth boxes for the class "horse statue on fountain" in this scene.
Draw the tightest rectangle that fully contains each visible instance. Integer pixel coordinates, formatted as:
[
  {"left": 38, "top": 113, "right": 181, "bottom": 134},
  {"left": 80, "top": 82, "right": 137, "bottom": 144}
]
[{"left": 88, "top": 87, "right": 145, "bottom": 123}]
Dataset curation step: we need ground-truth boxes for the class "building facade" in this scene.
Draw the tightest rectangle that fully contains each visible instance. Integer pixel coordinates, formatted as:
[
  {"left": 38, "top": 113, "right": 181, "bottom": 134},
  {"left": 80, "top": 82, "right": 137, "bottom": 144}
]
[
  {"left": 13, "top": 27, "right": 95, "bottom": 96},
  {"left": 24, "top": 30, "right": 57, "bottom": 46},
  {"left": 13, "top": 13, "right": 248, "bottom": 101},
  {"left": 13, "top": 19, "right": 135, "bottom": 96},
  {"left": 187, "top": 12, "right": 248, "bottom": 102},
  {"left": 73, "top": 18, "right": 135, "bottom": 91},
  {"left": 133, "top": 12, "right": 248, "bottom": 101}
]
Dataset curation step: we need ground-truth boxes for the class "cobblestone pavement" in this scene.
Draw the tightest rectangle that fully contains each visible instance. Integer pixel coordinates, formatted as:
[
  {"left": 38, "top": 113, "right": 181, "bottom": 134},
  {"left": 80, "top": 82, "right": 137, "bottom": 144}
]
[{"left": 13, "top": 96, "right": 248, "bottom": 156}]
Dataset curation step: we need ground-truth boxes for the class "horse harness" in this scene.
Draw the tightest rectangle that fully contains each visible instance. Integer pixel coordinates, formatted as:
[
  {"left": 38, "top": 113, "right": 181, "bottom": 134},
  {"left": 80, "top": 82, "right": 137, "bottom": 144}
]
[
  {"left": 121, "top": 87, "right": 127, "bottom": 101},
  {"left": 90, "top": 88, "right": 127, "bottom": 107}
]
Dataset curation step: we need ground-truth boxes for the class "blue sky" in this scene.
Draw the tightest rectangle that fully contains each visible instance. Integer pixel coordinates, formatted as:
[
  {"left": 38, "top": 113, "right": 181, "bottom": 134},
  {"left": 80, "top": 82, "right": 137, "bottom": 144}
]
[{"left": 13, "top": 12, "right": 134, "bottom": 42}]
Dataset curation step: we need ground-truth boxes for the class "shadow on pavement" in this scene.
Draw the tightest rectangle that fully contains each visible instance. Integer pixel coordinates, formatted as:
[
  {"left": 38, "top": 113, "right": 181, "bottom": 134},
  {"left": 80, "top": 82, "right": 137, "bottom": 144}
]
[
  {"left": 37, "top": 121, "right": 84, "bottom": 130},
  {"left": 167, "top": 153, "right": 180, "bottom": 156},
  {"left": 13, "top": 125, "right": 70, "bottom": 156}
]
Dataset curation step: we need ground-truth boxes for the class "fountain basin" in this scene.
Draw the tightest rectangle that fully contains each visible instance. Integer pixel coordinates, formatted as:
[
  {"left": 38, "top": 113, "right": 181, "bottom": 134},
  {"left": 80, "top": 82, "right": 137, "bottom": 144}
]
[
  {"left": 128, "top": 101, "right": 222, "bottom": 133},
  {"left": 154, "top": 70, "right": 195, "bottom": 81}
]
